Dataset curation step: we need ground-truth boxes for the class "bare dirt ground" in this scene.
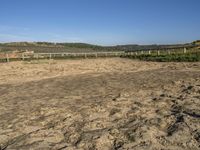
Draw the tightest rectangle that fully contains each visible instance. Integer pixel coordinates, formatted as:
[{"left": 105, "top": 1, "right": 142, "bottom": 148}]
[{"left": 0, "top": 58, "right": 200, "bottom": 150}]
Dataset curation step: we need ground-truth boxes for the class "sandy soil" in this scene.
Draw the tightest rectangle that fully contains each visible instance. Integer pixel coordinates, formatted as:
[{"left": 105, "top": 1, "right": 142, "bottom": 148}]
[{"left": 0, "top": 58, "right": 200, "bottom": 150}]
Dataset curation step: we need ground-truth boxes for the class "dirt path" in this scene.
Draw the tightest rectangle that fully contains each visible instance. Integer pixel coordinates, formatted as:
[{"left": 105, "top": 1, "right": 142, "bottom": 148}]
[{"left": 0, "top": 58, "right": 200, "bottom": 150}]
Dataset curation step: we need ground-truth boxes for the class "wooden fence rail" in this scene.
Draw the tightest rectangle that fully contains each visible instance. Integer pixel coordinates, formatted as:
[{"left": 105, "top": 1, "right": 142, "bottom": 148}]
[{"left": 0, "top": 51, "right": 125, "bottom": 62}]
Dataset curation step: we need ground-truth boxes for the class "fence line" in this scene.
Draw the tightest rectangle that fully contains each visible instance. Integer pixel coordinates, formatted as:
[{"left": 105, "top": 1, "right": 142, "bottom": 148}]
[
  {"left": 0, "top": 51, "right": 125, "bottom": 62},
  {"left": 0, "top": 48, "right": 199, "bottom": 62}
]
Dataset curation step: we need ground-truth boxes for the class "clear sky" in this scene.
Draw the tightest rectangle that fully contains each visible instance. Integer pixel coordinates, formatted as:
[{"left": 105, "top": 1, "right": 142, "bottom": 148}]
[{"left": 0, "top": 0, "right": 200, "bottom": 45}]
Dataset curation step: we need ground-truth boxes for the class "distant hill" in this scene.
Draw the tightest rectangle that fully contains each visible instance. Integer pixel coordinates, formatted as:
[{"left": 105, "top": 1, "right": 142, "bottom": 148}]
[
  {"left": 0, "top": 41, "right": 199, "bottom": 53},
  {"left": 0, "top": 42, "right": 103, "bottom": 53},
  {"left": 193, "top": 40, "right": 200, "bottom": 45}
]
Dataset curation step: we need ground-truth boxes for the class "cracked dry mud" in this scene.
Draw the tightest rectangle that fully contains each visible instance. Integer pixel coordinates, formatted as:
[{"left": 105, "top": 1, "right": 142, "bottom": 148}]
[{"left": 0, "top": 58, "right": 200, "bottom": 150}]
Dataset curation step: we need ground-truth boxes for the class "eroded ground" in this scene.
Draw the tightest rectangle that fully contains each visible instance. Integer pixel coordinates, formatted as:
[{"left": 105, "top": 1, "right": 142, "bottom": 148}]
[{"left": 0, "top": 58, "right": 200, "bottom": 150}]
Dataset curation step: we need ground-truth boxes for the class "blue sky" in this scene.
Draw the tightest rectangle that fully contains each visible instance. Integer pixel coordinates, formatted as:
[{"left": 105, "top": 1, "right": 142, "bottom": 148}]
[{"left": 0, "top": 0, "right": 200, "bottom": 45}]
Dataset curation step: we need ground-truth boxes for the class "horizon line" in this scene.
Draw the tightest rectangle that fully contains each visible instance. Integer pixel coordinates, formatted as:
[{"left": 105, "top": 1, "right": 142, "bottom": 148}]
[{"left": 0, "top": 40, "right": 198, "bottom": 47}]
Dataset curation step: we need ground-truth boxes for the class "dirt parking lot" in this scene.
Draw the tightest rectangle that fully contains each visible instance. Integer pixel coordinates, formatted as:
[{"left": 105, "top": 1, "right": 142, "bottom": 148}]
[{"left": 0, "top": 58, "right": 200, "bottom": 150}]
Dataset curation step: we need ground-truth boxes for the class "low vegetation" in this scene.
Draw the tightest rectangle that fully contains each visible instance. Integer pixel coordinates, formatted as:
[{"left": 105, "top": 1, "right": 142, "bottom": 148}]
[{"left": 123, "top": 52, "right": 200, "bottom": 62}]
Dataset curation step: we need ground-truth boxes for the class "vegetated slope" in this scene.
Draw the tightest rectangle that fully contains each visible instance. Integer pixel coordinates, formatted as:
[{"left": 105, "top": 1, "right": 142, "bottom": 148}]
[
  {"left": 0, "top": 40, "right": 199, "bottom": 53},
  {"left": 193, "top": 40, "right": 200, "bottom": 45},
  {"left": 124, "top": 52, "right": 200, "bottom": 62},
  {"left": 0, "top": 42, "right": 104, "bottom": 53}
]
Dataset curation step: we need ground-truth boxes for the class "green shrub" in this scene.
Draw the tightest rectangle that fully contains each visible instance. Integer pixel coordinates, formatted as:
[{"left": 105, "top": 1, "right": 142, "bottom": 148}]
[{"left": 123, "top": 52, "right": 200, "bottom": 62}]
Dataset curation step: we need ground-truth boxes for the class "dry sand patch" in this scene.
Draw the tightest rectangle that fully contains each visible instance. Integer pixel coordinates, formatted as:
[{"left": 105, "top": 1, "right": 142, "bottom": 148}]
[{"left": 0, "top": 58, "right": 200, "bottom": 150}]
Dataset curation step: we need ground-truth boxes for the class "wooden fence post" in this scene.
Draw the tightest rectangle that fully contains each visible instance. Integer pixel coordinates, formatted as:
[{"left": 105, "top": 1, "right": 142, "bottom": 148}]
[
  {"left": 6, "top": 53, "right": 9, "bottom": 62},
  {"left": 184, "top": 48, "right": 187, "bottom": 54},
  {"left": 49, "top": 53, "right": 52, "bottom": 59},
  {"left": 157, "top": 50, "right": 160, "bottom": 56},
  {"left": 22, "top": 53, "right": 25, "bottom": 61}
]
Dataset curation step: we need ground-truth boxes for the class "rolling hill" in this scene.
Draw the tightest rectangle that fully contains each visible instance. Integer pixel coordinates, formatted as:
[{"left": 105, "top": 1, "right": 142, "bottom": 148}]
[{"left": 0, "top": 41, "right": 199, "bottom": 53}]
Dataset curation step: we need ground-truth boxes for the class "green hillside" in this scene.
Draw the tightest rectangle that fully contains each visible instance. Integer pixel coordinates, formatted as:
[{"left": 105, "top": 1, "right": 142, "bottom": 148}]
[{"left": 0, "top": 40, "right": 199, "bottom": 53}]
